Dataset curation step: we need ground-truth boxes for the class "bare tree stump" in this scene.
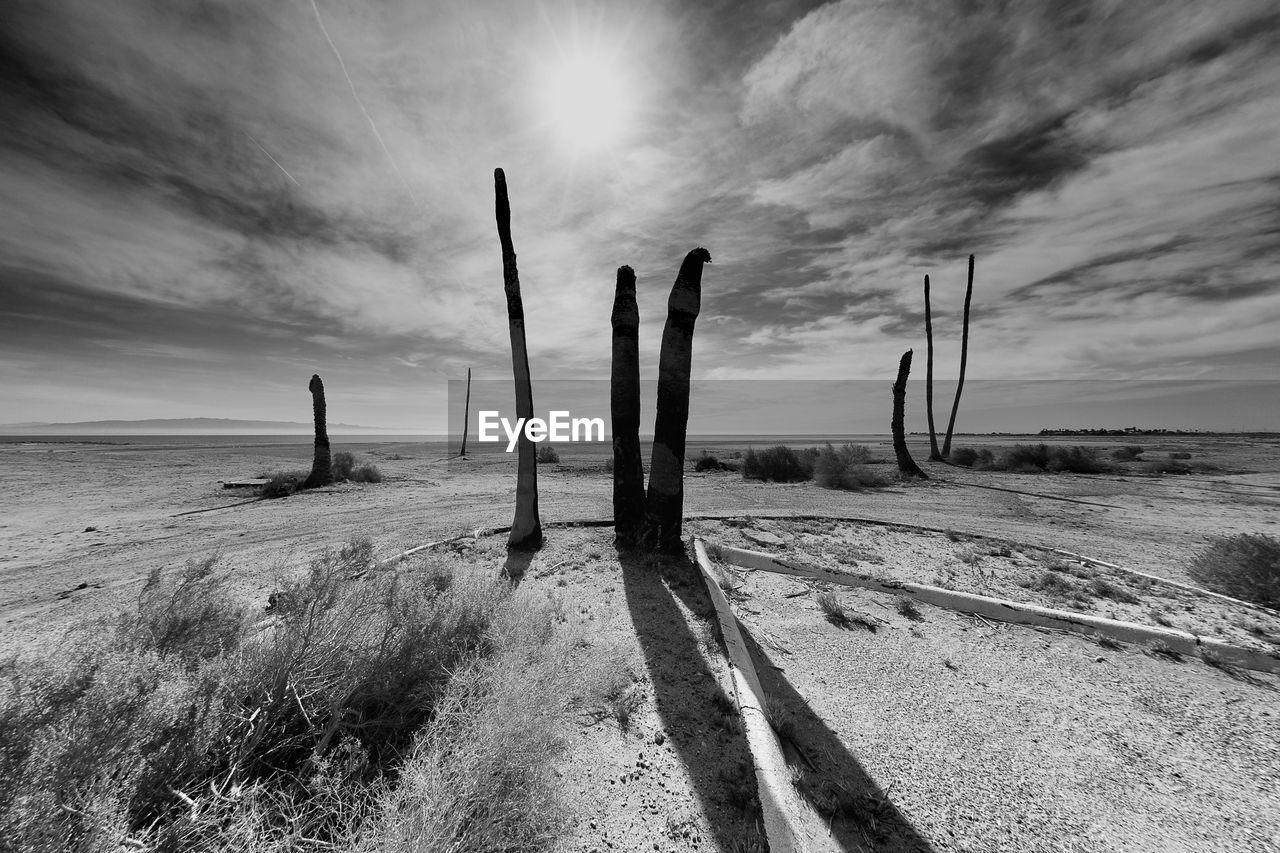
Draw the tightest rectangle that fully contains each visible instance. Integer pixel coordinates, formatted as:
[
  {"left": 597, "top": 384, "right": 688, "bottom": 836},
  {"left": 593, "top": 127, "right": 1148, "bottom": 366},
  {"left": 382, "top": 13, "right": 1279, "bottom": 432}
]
[
  {"left": 892, "top": 350, "right": 927, "bottom": 479},
  {"left": 611, "top": 265, "right": 645, "bottom": 548},
  {"left": 924, "top": 274, "right": 942, "bottom": 461},
  {"left": 303, "top": 374, "right": 333, "bottom": 489},
  {"left": 942, "top": 255, "right": 975, "bottom": 458},
  {"left": 494, "top": 168, "right": 542, "bottom": 549},
  {"left": 459, "top": 367, "right": 472, "bottom": 458},
  {"left": 643, "top": 248, "right": 711, "bottom": 552}
]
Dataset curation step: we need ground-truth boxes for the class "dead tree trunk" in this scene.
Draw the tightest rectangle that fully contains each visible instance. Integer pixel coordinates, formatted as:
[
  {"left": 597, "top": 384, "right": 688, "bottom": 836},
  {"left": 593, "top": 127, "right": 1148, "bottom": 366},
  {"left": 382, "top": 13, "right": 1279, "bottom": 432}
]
[
  {"left": 941, "top": 254, "right": 974, "bottom": 458},
  {"left": 459, "top": 367, "right": 471, "bottom": 458},
  {"left": 611, "top": 265, "right": 645, "bottom": 548},
  {"left": 494, "top": 168, "right": 542, "bottom": 549},
  {"left": 924, "top": 274, "right": 942, "bottom": 461},
  {"left": 643, "top": 248, "right": 711, "bottom": 553},
  {"left": 892, "top": 350, "right": 927, "bottom": 479},
  {"left": 303, "top": 374, "right": 332, "bottom": 489}
]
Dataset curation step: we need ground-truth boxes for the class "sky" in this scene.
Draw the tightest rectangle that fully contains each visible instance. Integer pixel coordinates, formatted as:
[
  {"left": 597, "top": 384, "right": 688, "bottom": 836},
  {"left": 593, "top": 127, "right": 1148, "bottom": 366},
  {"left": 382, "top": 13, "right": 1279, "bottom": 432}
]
[{"left": 1, "top": 0, "right": 1278, "bottom": 432}]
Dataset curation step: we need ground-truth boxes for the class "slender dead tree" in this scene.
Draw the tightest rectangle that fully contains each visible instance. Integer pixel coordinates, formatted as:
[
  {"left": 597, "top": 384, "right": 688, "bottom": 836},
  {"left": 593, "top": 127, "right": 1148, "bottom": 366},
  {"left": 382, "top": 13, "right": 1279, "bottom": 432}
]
[
  {"left": 941, "top": 254, "right": 975, "bottom": 458},
  {"left": 611, "top": 265, "right": 645, "bottom": 548},
  {"left": 494, "top": 168, "right": 542, "bottom": 549},
  {"left": 892, "top": 350, "right": 927, "bottom": 479},
  {"left": 302, "top": 374, "right": 333, "bottom": 489},
  {"left": 459, "top": 367, "right": 472, "bottom": 458},
  {"left": 643, "top": 248, "right": 711, "bottom": 552},
  {"left": 924, "top": 274, "right": 942, "bottom": 461}
]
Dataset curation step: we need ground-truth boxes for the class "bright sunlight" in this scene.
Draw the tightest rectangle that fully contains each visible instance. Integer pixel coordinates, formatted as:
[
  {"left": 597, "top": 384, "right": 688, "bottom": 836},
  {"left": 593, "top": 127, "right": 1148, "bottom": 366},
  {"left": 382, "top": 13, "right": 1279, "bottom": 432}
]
[{"left": 538, "top": 49, "right": 632, "bottom": 153}]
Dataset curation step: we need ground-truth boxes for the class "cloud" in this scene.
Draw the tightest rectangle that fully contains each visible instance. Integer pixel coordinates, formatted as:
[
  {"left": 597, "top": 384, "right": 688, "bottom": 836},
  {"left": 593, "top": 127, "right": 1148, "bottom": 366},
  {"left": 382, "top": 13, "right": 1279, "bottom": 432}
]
[{"left": 1, "top": 0, "right": 1278, "bottom": 426}]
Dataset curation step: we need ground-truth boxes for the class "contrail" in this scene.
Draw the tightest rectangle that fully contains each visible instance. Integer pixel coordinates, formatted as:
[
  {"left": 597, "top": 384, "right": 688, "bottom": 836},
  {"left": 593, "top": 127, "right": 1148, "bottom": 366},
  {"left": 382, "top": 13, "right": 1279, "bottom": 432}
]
[
  {"left": 309, "top": 0, "right": 419, "bottom": 207},
  {"left": 245, "top": 132, "right": 301, "bottom": 186}
]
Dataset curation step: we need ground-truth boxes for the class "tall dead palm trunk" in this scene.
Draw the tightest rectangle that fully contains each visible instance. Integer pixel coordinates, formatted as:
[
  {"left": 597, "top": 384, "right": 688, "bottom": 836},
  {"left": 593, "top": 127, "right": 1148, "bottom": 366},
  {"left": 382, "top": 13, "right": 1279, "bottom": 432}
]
[
  {"left": 644, "top": 248, "right": 711, "bottom": 552},
  {"left": 892, "top": 350, "right": 927, "bottom": 479},
  {"left": 303, "top": 374, "right": 332, "bottom": 489},
  {"left": 494, "top": 168, "right": 542, "bottom": 549},
  {"left": 942, "top": 255, "right": 974, "bottom": 458},
  {"left": 611, "top": 265, "right": 645, "bottom": 548},
  {"left": 924, "top": 274, "right": 942, "bottom": 461},
  {"left": 459, "top": 367, "right": 471, "bottom": 458}
]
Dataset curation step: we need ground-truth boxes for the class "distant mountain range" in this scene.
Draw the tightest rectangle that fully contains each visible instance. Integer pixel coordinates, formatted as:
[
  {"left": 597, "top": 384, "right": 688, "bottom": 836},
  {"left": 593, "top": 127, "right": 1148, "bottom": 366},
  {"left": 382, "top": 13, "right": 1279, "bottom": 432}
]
[{"left": 0, "top": 418, "right": 413, "bottom": 434}]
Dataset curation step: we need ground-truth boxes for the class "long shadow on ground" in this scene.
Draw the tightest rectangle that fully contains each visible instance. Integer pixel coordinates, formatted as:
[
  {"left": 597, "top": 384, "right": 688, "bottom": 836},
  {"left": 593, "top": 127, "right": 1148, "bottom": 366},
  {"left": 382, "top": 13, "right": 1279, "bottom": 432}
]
[
  {"left": 740, "top": 627, "right": 937, "bottom": 853},
  {"left": 618, "top": 547, "right": 768, "bottom": 853}
]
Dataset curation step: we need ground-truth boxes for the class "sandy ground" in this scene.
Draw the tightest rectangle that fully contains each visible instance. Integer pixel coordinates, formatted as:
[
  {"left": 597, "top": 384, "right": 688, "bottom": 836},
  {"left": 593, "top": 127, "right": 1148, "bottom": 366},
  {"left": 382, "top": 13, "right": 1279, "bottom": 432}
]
[{"left": 1, "top": 435, "right": 1278, "bottom": 851}]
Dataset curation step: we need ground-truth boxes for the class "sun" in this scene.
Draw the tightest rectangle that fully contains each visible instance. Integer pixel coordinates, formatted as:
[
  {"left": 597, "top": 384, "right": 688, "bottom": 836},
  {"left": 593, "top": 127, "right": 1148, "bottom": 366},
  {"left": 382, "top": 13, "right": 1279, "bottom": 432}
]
[{"left": 537, "top": 49, "right": 633, "bottom": 154}]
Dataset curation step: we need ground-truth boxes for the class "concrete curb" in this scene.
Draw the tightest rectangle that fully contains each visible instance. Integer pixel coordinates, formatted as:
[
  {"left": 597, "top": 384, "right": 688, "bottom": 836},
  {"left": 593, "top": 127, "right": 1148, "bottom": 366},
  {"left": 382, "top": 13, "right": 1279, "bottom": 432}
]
[
  {"left": 385, "top": 515, "right": 1279, "bottom": 621},
  {"left": 685, "top": 511, "right": 1280, "bottom": 620},
  {"left": 692, "top": 538, "right": 837, "bottom": 853},
  {"left": 709, "top": 541, "right": 1280, "bottom": 674}
]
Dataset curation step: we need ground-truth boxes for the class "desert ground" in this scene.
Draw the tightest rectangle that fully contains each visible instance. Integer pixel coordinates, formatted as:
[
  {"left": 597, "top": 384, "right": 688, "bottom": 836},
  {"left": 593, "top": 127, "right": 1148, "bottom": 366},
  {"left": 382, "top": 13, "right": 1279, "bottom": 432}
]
[{"left": 2, "top": 434, "right": 1278, "bottom": 852}]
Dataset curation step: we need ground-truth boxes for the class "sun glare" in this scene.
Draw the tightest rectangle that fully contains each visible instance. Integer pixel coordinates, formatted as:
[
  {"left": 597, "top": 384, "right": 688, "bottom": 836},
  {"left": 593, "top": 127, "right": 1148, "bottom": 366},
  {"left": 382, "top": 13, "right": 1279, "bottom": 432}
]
[{"left": 538, "top": 50, "right": 632, "bottom": 154}]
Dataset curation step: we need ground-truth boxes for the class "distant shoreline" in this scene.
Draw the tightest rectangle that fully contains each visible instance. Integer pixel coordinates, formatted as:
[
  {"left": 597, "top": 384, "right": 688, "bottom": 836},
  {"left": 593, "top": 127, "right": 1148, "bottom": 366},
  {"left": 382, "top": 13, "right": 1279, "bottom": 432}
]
[{"left": 4, "top": 430, "right": 1277, "bottom": 448}]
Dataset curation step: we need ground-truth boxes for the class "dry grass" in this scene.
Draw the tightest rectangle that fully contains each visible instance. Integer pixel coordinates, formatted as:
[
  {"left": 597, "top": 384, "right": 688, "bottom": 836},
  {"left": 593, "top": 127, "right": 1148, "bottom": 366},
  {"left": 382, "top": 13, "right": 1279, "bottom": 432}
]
[
  {"left": 1023, "top": 570, "right": 1094, "bottom": 609},
  {"left": 895, "top": 596, "right": 924, "bottom": 621},
  {"left": 0, "top": 539, "right": 583, "bottom": 852},
  {"left": 816, "top": 592, "right": 877, "bottom": 631},
  {"left": 1087, "top": 578, "right": 1141, "bottom": 604}
]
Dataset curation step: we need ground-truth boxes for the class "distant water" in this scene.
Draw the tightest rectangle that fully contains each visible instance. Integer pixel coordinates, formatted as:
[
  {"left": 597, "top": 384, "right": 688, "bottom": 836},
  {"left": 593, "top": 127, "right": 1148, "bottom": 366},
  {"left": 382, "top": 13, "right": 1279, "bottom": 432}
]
[
  {"left": 0, "top": 433, "right": 915, "bottom": 453},
  {"left": 0, "top": 434, "right": 440, "bottom": 449}
]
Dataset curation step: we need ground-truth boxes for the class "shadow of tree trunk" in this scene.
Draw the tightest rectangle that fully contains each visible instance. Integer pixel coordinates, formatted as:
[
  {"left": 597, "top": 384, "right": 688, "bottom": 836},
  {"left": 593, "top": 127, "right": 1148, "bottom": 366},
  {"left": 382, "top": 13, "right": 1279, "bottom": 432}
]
[
  {"left": 740, "top": 627, "right": 938, "bottom": 853},
  {"left": 618, "top": 547, "right": 767, "bottom": 852}
]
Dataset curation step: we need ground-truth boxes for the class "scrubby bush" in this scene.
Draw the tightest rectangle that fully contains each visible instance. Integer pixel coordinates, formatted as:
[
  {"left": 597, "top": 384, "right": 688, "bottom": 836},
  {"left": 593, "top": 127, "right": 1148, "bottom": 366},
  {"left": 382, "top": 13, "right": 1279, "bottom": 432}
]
[
  {"left": 126, "top": 555, "right": 248, "bottom": 661},
  {"left": 332, "top": 450, "right": 357, "bottom": 480},
  {"left": 536, "top": 445, "right": 560, "bottom": 464},
  {"left": 813, "top": 444, "right": 891, "bottom": 490},
  {"left": 1002, "top": 443, "right": 1053, "bottom": 472},
  {"left": 997, "top": 444, "right": 1112, "bottom": 474},
  {"left": 950, "top": 447, "right": 995, "bottom": 468},
  {"left": 1139, "top": 458, "right": 1190, "bottom": 475},
  {"left": 330, "top": 452, "right": 382, "bottom": 483},
  {"left": 694, "top": 453, "right": 730, "bottom": 472},
  {"left": 0, "top": 540, "right": 577, "bottom": 852},
  {"left": 351, "top": 463, "right": 383, "bottom": 483},
  {"left": 1111, "top": 445, "right": 1144, "bottom": 461},
  {"left": 1188, "top": 534, "right": 1280, "bottom": 609},
  {"left": 742, "top": 446, "right": 815, "bottom": 482},
  {"left": 261, "top": 470, "right": 306, "bottom": 499}
]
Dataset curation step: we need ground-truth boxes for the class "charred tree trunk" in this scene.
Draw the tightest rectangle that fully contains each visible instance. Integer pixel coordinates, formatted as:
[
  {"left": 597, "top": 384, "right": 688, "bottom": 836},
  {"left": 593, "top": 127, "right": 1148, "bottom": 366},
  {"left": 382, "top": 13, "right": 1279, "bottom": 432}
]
[
  {"left": 941, "top": 254, "right": 974, "bottom": 458},
  {"left": 303, "top": 374, "right": 332, "bottom": 489},
  {"left": 611, "top": 265, "right": 645, "bottom": 549},
  {"left": 892, "top": 350, "right": 927, "bottom": 479},
  {"left": 494, "top": 168, "right": 542, "bottom": 549},
  {"left": 459, "top": 368, "right": 471, "bottom": 458},
  {"left": 643, "top": 248, "right": 711, "bottom": 553},
  {"left": 924, "top": 274, "right": 942, "bottom": 461}
]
